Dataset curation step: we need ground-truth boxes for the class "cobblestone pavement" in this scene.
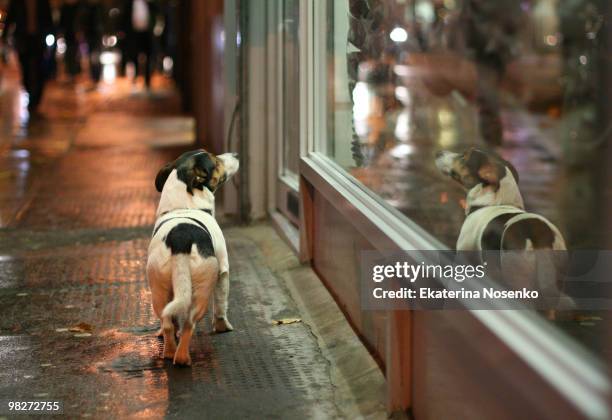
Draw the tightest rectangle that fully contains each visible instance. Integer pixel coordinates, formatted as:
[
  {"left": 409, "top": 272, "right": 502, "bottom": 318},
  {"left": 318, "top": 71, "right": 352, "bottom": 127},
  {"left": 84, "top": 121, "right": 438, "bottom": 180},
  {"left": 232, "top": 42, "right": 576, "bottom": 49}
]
[{"left": 0, "top": 70, "right": 346, "bottom": 418}]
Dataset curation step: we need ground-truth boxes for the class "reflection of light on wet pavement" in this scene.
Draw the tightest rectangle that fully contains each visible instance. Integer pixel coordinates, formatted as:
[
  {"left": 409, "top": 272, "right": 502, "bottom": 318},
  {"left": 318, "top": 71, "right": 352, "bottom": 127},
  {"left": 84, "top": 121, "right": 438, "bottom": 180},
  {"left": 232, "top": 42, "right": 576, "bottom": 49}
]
[
  {"left": 352, "top": 82, "right": 373, "bottom": 137},
  {"left": 394, "top": 110, "right": 412, "bottom": 142},
  {"left": 100, "top": 51, "right": 121, "bottom": 84},
  {"left": 100, "top": 51, "right": 119, "bottom": 66},
  {"left": 11, "top": 149, "right": 30, "bottom": 159},
  {"left": 394, "top": 86, "right": 412, "bottom": 106},
  {"left": 103, "top": 65, "right": 117, "bottom": 83},
  {"left": 390, "top": 143, "right": 414, "bottom": 158},
  {"left": 17, "top": 90, "right": 30, "bottom": 130},
  {"left": 437, "top": 108, "right": 457, "bottom": 148}
]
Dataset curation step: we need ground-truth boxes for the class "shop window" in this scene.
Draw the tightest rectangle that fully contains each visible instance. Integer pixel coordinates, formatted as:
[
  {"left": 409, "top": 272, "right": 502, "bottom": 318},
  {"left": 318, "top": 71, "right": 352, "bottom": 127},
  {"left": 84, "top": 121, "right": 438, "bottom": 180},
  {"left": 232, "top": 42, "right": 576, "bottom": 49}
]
[{"left": 321, "top": 0, "right": 610, "bottom": 356}]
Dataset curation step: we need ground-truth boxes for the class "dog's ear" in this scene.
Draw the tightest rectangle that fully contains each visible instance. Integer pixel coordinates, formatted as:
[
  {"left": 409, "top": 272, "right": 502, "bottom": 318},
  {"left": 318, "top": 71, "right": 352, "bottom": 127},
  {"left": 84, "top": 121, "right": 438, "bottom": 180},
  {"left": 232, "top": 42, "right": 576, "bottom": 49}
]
[
  {"left": 477, "top": 161, "right": 504, "bottom": 187},
  {"left": 480, "top": 154, "right": 520, "bottom": 187},
  {"left": 176, "top": 152, "right": 217, "bottom": 194},
  {"left": 466, "top": 149, "right": 506, "bottom": 190},
  {"left": 205, "top": 156, "right": 225, "bottom": 192},
  {"left": 155, "top": 161, "right": 176, "bottom": 192}
]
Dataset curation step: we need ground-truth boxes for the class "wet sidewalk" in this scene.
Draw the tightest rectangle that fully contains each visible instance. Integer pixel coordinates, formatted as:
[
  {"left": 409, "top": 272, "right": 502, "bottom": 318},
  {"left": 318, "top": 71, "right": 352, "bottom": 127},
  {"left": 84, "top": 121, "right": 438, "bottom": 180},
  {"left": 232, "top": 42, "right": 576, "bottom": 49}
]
[{"left": 0, "top": 72, "right": 385, "bottom": 418}]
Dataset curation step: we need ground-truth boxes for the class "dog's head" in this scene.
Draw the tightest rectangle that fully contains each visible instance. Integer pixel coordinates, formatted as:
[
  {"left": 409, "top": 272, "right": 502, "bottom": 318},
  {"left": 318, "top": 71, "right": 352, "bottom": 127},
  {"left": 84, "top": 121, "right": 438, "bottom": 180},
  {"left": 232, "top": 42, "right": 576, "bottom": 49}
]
[
  {"left": 155, "top": 149, "right": 239, "bottom": 194},
  {"left": 435, "top": 148, "right": 518, "bottom": 190},
  {"left": 435, "top": 148, "right": 523, "bottom": 211}
]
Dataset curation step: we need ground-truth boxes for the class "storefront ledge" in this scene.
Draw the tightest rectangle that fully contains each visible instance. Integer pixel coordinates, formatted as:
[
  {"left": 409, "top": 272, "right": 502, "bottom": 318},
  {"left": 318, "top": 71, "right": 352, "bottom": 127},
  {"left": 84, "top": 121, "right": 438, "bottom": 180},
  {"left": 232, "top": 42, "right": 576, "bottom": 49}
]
[{"left": 300, "top": 152, "right": 611, "bottom": 419}]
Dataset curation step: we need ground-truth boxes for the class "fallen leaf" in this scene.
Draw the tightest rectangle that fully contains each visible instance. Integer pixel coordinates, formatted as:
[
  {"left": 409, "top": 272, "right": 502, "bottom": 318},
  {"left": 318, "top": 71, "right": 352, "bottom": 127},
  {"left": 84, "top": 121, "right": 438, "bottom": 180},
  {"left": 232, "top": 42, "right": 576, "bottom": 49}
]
[
  {"left": 73, "top": 333, "right": 92, "bottom": 338},
  {"left": 55, "top": 328, "right": 69, "bottom": 332},
  {"left": 272, "top": 318, "right": 302, "bottom": 326},
  {"left": 16, "top": 292, "right": 28, "bottom": 297},
  {"left": 69, "top": 322, "right": 93, "bottom": 333}
]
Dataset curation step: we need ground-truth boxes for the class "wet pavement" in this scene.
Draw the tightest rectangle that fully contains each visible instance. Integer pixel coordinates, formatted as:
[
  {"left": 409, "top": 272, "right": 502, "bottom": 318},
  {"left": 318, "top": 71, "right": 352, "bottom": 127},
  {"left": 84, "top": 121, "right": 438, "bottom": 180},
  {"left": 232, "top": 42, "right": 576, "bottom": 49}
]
[{"left": 0, "top": 67, "right": 374, "bottom": 418}]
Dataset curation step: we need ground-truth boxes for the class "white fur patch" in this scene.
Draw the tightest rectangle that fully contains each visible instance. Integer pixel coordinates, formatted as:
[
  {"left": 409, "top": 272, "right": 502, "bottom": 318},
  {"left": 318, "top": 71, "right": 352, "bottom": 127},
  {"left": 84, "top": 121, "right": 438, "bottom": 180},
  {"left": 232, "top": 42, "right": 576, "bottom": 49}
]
[{"left": 156, "top": 170, "right": 216, "bottom": 217}]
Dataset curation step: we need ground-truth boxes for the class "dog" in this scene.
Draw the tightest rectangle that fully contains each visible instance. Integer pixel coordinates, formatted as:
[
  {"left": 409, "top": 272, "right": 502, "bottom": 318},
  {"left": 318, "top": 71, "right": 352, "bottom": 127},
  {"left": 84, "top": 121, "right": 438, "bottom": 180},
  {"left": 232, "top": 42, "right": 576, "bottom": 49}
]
[
  {"left": 435, "top": 148, "right": 573, "bottom": 314},
  {"left": 147, "top": 149, "right": 239, "bottom": 366}
]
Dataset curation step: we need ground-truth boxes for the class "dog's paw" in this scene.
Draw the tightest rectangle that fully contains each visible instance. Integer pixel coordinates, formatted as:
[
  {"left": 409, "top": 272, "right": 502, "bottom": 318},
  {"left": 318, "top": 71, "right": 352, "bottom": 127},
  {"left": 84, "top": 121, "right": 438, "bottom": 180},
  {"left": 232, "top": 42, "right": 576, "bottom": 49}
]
[
  {"left": 163, "top": 347, "right": 176, "bottom": 360},
  {"left": 163, "top": 342, "right": 177, "bottom": 360},
  {"left": 173, "top": 352, "right": 192, "bottom": 367},
  {"left": 213, "top": 317, "right": 234, "bottom": 333}
]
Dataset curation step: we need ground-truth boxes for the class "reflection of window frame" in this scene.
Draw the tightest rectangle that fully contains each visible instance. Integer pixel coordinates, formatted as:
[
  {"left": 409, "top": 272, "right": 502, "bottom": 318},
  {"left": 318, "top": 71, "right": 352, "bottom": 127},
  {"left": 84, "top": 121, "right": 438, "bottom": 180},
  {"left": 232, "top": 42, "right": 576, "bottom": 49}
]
[
  {"left": 300, "top": 0, "right": 610, "bottom": 416},
  {"left": 278, "top": 0, "right": 301, "bottom": 187},
  {"left": 274, "top": 0, "right": 302, "bottom": 229}
]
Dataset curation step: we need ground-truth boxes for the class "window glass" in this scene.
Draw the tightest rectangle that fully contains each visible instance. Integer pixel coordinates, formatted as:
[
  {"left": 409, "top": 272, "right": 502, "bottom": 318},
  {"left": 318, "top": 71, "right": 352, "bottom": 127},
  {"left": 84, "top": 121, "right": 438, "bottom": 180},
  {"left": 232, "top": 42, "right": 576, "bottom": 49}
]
[
  {"left": 281, "top": 0, "right": 301, "bottom": 178},
  {"left": 324, "top": 0, "right": 610, "bottom": 356}
]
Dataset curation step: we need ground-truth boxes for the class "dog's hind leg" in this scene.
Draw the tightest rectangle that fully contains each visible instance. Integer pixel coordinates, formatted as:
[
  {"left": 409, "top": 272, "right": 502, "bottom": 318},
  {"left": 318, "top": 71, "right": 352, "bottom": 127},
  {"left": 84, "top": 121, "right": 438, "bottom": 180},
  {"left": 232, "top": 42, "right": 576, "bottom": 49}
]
[
  {"left": 213, "top": 271, "right": 234, "bottom": 333},
  {"left": 174, "top": 271, "right": 216, "bottom": 366},
  {"left": 174, "top": 320, "right": 194, "bottom": 366},
  {"left": 148, "top": 264, "right": 172, "bottom": 338},
  {"left": 162, "top": 315, "right": 177, "bottom": 360}
]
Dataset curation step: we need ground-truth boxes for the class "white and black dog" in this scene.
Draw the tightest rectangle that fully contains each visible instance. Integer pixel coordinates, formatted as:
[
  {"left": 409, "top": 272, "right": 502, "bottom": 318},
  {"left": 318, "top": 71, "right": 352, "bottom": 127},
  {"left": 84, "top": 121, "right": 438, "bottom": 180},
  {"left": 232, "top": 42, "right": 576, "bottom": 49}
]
[
  {"left": 435, "top": 148, "right": 565, "bottom": 251},
  {"left": 435, "top": 148, "right": 573, "bottom": 313},
  {"left": 147, "top": 149, "right": 239, "bottom": 366}
]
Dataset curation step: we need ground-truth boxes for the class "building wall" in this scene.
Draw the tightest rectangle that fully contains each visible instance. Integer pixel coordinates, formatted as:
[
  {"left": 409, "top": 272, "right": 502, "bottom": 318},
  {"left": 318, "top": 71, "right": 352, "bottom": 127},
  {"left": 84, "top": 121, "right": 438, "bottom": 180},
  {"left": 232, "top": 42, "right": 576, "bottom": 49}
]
[{"left": 189, "top": 0, "right": 224, "bottom": 154}]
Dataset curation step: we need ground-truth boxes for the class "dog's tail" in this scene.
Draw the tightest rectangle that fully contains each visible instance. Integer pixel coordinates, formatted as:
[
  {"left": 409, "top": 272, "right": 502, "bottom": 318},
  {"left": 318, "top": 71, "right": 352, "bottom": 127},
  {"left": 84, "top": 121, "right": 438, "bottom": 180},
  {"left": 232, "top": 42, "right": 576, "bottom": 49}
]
[
  {"left": 161, "top": 254, "right": 192, "bottom": 320},
  {"left": 501, "top": 215, "right": 574, "bottom": 312}
]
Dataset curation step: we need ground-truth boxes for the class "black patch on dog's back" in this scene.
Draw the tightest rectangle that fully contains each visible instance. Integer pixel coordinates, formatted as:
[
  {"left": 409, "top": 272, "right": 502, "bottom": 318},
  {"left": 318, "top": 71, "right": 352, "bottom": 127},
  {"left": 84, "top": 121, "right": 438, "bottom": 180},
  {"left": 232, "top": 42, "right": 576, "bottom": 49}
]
[
  {"left": 502, "top": 218, "right": 555, "bottom": 250},
  {"left": 480, "top": 213, "right": 518, "bottom": 251},
  {"left": 481, "top": 214, "right": 556, "bottom": 251},
  {"left": 164, "top": 223, "right": 214, "bottom": 257}
]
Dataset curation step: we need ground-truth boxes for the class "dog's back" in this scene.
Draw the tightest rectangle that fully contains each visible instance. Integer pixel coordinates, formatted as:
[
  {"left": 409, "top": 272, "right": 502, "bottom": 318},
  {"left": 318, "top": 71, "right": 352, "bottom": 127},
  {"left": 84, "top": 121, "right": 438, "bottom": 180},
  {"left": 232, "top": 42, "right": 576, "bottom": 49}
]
[
  {"left": 480, "top": 211, "right": 566, "bottom": 252},
  {"left": 472, "top": 210, "right": 572, "bottom": 312},
  {"left": 156, "top": 219, "right": 217, "bottom": 321}
]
